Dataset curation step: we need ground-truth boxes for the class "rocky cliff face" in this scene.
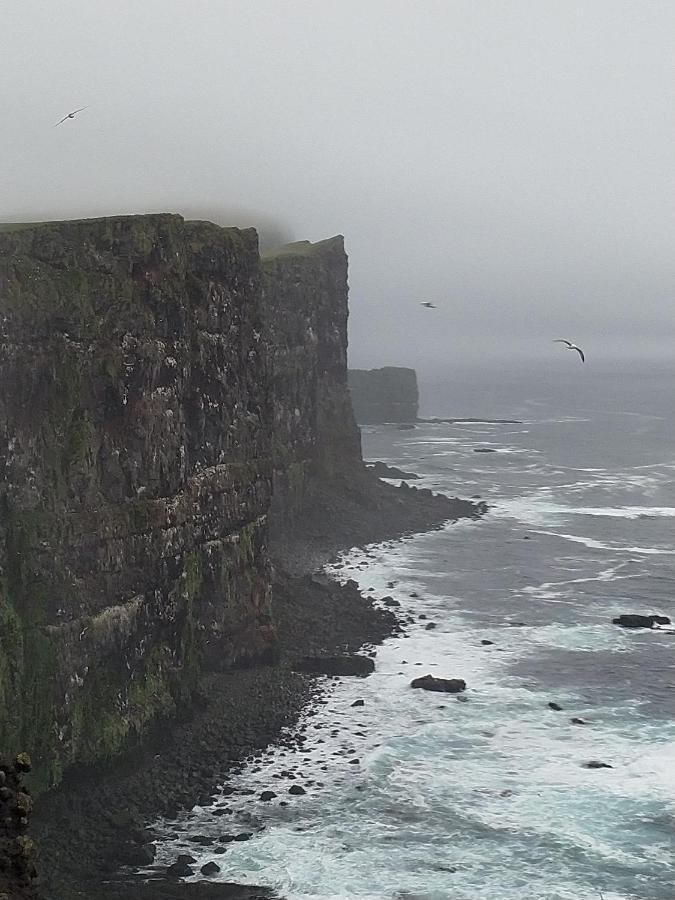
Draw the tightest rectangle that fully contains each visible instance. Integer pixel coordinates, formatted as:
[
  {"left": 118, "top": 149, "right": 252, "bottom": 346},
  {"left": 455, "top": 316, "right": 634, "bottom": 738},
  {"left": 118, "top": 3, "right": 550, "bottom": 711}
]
[
  {"left": 0, "top": 215, "right": 276, "bottom": 791},
  {"left": 0, "top": 753, "right": 37, "bottom": 899},
  {"left": 261, "top": 238, "right": 363, "bottom": 525},
  {"left": 348, "top": 366, "right": 419, "bottom": 423}
]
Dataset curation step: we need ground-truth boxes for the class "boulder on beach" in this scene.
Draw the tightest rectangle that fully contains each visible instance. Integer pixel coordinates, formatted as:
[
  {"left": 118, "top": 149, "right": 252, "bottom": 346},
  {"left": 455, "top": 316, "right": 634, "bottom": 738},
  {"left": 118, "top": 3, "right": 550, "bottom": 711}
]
[
  {"left": 612, "top": 614, "right": 671, "bottom": 629},
  {"left": 166, "top": 854, "right": 196, "bottom": 877},
  {"left": 201, "top": 861, "right": 221, "bottom": 876},
  {"left": 295, "top": 655, "right": 375, "bottom": 677},
  {"left": 411, "top": 674, "right": 466, "bottom": 693}
]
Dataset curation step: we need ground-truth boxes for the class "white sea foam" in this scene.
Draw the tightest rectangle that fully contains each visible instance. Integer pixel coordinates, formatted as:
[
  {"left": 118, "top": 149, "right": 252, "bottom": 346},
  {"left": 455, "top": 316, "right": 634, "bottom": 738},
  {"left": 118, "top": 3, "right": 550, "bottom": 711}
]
[
  {"left": 152, "top": 412, "right": 675, "bottom": 899},
  {"left": 152, "top": 527, "right": 675, "bottom": 899},
  {"left": 492, "top": 495, "right": 675, "bottom": 527},
  {"left": 533, "top": 531, "right": 675, "bottom": 555}
]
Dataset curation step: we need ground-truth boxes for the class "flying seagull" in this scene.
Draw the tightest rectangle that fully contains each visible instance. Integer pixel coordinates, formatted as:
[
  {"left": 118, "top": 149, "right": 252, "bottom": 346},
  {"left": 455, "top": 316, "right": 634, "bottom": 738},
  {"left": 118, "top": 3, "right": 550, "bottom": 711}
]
[
  {"left": 53, "top": 106, "right": 88, "bottom": 127},
  {"left": 420, "top": 301, "right": 437, "bottom": 309},
  {"left": 553, "top": 339, "right": 585, "bottom": 362}
]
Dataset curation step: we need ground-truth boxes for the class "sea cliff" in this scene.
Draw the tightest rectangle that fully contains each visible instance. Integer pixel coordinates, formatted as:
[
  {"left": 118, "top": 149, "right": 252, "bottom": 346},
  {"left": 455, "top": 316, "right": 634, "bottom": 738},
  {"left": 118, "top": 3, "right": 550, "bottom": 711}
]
[
  {"left": 0, "top": 216, "right": 480, "bottom": 899},
  {"left": 348, "top": 366, "right": 419, "bottom": 423},
  {"left": 0, "top": 217, "right": 364, "bottom": 794}
]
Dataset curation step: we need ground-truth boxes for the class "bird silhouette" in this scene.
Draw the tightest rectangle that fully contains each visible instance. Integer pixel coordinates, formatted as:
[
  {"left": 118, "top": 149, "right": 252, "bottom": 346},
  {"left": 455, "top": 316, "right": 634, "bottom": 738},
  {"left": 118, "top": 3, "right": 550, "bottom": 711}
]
[
  {"left": 420, "top": 301, "right": 436, "bottom": 309},
  {"left": 553, "top": 339, "right": 585, "bottom": 362},
  {"left": 54, "top": 107, "right": 88, "bottom": 127}
]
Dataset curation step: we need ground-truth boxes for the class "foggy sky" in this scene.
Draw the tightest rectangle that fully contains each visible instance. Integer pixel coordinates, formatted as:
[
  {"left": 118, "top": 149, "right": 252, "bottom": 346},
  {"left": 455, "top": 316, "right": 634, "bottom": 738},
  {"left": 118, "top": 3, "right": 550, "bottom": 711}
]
[{"left": 1, "top": 1, "right": 673, "bottom": 373}]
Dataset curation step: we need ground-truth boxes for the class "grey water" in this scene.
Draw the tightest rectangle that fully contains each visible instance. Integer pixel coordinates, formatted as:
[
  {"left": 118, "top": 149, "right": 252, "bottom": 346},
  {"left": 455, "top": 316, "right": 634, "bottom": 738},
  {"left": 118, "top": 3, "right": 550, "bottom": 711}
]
[{"left": 154, "top": 360, "right": 675, "bottom": 899}]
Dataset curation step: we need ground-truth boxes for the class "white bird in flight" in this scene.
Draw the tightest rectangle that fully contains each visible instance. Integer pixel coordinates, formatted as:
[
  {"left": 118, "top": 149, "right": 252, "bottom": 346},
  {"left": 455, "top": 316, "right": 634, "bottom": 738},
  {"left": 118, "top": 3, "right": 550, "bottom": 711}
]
[
  {"left": 553, "top": 339, "right": 585, "bottom": 362},
  {"left": 54, "top": 106, "right": 88, "bottom": 127},
  {"left": 420, "top": 301, "right": 437, "bottom": 309}
]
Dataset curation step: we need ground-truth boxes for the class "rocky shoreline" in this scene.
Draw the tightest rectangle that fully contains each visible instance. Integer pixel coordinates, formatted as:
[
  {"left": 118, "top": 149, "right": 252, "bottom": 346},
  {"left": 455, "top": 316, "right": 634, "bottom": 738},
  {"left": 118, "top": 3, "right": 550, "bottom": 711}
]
[{"left": 32, "top": 476, "right": 483, "bottom": 900}]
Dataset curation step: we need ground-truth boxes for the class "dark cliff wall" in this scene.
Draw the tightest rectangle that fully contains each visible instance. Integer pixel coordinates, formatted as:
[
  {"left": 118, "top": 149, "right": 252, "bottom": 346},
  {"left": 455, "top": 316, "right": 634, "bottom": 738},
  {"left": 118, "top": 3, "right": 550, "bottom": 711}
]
[
  {"left": 261, "top": 238, "right": 363, "bottom": 525},
  {"left": 348, "top": 366, "right": 419, "bottom": 423},
  {"left": 0, "top": 752, "right": 37, "bottom": 899},
  {"left": 0, "top": 215, "right": 275, "bottom": 791}
]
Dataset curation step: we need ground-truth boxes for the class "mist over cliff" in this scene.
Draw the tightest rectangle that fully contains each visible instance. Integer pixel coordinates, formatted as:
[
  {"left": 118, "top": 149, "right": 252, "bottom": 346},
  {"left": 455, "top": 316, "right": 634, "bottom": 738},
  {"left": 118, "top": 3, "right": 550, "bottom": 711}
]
[{"left": 2, "top": 1, "right": 673, "bottom": 372}]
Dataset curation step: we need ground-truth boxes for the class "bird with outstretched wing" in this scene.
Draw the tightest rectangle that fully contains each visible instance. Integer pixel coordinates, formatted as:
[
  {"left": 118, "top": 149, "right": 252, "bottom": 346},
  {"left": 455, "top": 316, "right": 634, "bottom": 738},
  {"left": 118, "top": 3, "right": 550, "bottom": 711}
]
[
  {"left": 54, "top": 106, "right": 88, "bottom": 127},
  {"left": 554, "top": 339, "right": 585, "bottom": 362}
]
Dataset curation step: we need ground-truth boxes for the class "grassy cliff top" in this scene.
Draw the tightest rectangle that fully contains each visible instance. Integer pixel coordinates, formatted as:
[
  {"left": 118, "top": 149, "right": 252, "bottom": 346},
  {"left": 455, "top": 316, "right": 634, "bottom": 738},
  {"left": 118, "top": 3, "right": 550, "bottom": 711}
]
[
  {"left": 261, "top": 235, "right": 344, "bottom": 261},
  {"left": 0, "top": 213, "right": 184, "bottom": 233}
]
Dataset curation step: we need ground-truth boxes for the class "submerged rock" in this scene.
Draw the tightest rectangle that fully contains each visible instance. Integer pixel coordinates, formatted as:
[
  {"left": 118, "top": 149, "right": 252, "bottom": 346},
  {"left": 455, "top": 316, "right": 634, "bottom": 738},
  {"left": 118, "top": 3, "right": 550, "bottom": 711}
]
[
  {"left": 612, "top": 614, "right": 671, "bottom": 629},
  {"left": 410, "top": 675, "right": 466, "bottom": 693}
]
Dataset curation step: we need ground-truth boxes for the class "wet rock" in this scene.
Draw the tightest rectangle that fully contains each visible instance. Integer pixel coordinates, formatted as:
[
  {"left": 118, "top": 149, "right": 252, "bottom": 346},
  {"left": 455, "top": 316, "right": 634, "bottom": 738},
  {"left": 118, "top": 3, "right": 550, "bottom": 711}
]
[
  {"left": 351, "top": 699, "right": 365, "bottom": 707},
  {"left": 233, "top": 832, "right": 253, "bottom": 841},
  {"left": 260, "top": 791, "right": 277, "bottom": 801},
  {"left": 411, "top": 675, "right": 466, "bottom": 693},
  {"left": 187, "top": 834, "right": 214, "bottom": 845},
  {"left": 117, "top": 842, "right": 156, "bottom": 866},
  {"left": 424, "top": 622, "right": 437, "bottom": 630},
  {"left": 571, "top": 718, "right": 588, "bottom": 725},
  {"left": 381, "top": 597, "right": 400, "bottom": 607},
  {"left": 474, "top": 447, "right": 497, "bottom": 453},
  {"left": 548, "top": 702, "right": 564, "bottom": 711},
  {"left": 367, "top": 461, "right": 420, "bottom": 480},
  {"left": 288, "top": 785, "right": 306, "bottom": 796},
  {"left": 295, "top": 655, "right": 375, "bottom": 677},
  {"left": 201, "top": 861, "right": 221, "bottom": 876},
  {"left": 612, "top": 614, "right": 671, "bottom": 629},
  {"left": 480, "top": 639, "right": 494, "bottom": 646},
  {"left": 584, "top": 761, "right": 613, "bottom": 769},
  {"left": 166, "top": 854, "right": 196, "bottom": 877}
]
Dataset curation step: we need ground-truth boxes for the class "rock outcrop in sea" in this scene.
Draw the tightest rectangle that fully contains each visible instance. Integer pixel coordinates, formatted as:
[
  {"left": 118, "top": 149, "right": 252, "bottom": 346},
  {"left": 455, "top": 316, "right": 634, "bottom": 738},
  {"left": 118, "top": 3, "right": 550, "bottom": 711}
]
[{"left": 348, "top": 366, "right": 419, "bottom": 423}]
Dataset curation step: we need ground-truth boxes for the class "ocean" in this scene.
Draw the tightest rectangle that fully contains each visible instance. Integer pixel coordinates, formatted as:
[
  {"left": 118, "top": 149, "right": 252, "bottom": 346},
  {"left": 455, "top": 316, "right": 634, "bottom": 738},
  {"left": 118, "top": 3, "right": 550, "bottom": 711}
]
[{"left": 153, "top": 360, "right": 675, "bottom": 899}]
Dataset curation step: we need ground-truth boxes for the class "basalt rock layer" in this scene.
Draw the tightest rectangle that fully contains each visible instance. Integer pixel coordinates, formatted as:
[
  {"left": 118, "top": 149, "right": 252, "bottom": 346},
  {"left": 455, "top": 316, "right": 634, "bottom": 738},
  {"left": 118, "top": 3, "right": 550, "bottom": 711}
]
[{"left": 0, "top": 215, "right": 317, "bottom": 792}]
